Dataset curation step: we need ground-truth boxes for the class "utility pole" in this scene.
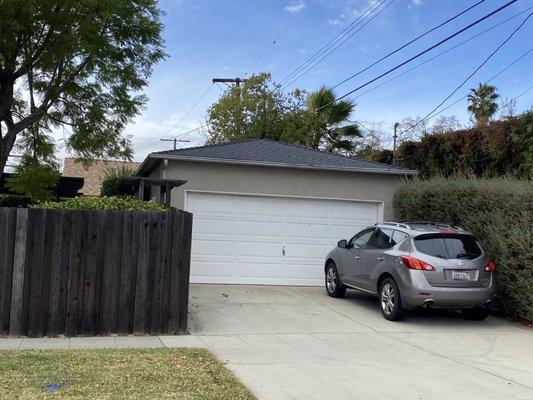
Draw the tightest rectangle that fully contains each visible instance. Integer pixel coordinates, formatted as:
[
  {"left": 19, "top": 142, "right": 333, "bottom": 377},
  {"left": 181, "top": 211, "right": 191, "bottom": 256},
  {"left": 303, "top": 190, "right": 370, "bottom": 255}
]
[
  {"left": 392, "top": 122, "right": 400, "bottom": 166},
  {"left": 160, "top": 138, "right": 190, "bottom": 150},
  {"left": 213, "top": 77, "right": 247, "bottom": 136}
]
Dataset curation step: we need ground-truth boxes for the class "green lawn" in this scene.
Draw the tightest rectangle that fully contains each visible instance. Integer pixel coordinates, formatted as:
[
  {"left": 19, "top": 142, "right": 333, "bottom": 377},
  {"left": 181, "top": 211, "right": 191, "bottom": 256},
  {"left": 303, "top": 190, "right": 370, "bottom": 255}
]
[{"left": 0, "top": 348, "right": 256, "bottom": 400}]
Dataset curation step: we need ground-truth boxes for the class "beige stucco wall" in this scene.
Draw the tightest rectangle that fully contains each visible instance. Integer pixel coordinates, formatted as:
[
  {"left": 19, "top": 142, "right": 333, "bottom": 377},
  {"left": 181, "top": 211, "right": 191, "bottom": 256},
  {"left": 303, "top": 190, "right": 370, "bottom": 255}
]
[{"left": 149, "top": 159, "right": 408, "bottom": 220}]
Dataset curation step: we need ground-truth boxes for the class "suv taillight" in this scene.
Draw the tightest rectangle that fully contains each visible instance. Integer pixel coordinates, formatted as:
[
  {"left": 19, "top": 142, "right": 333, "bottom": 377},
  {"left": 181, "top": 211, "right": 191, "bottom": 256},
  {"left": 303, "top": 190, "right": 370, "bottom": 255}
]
[
  {"left": 485, "top": 259, "right": 496, "bottom": 272},
  {"left": 400, "top": 256, "right": 436, "bottom": 271}
]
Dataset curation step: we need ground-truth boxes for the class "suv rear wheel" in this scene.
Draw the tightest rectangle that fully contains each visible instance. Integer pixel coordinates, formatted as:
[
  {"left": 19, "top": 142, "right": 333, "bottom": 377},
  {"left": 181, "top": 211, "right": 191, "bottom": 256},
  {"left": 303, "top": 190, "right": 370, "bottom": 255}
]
[
  {"left": 325, "top": 263, "right": 346, "bottom": 298},
  {"left": 379, "top": 278, "right": 406, "bottom": 321}
]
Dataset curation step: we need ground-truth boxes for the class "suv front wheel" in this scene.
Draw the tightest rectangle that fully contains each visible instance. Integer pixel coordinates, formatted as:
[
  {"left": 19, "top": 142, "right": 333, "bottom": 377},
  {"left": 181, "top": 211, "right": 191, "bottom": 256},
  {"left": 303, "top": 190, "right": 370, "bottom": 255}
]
[
  {"left": 325, "top": 263, "right": 346, "bottom": 298},
  {"left": 379, "top": 278, "right": 406, "bottom": 321}
]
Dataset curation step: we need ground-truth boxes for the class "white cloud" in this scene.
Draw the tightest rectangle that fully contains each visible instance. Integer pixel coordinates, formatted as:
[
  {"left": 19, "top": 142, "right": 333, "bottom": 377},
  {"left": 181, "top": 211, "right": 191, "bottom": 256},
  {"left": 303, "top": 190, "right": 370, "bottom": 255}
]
[
  {"left": 327, "top": 17, "right": 345, "bottom": 26},
  {"left": 408, "top": 0, "right": 423, "bottom": 10},
  {"left": 285, "top": 1, "right": 306, "bottom": 14}
]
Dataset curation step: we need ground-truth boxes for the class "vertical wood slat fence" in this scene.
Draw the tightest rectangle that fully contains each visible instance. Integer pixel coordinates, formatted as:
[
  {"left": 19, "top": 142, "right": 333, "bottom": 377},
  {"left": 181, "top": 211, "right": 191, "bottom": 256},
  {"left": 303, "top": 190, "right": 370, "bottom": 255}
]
[{"left": 0, "top": 208, "right": 192, "bottom": 337}]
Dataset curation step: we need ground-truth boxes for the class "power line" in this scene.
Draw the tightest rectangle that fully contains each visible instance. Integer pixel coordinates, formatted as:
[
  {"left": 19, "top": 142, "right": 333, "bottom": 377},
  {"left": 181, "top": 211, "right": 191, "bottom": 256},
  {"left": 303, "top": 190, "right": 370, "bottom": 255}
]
[
  {"left": 245, "top": 0, "right": 308, "bottom": 76},
  {"left": 352, "top": 7, "right": 532, "bottom": 101},
  {"left": 330, "top": 0, "right": 487, "bottom": 91},
  {"left": 316, "top": 0, "right": 519, "bottom": 112},
  {"left": 282, "top": 0, "right": 396, "bottom": 88},
  {"left": 399, "top": 10, "right": 532, "bottom": 135},
  {"left": 279, "top": 0, "right": 388, "bottom": 86},
  {"left": 135, "top": 83, "right": 214, "bottom": 152}
]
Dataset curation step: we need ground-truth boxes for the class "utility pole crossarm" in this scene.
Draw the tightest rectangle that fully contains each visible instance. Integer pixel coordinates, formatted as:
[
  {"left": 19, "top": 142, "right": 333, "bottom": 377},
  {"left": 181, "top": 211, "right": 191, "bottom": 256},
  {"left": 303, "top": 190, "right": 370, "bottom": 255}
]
[
  {"left": 160, "top": 138, "right": 190, "bottom": 150},
  {"left": 212, "top": 78, "right": 247, "bottom": 87}
]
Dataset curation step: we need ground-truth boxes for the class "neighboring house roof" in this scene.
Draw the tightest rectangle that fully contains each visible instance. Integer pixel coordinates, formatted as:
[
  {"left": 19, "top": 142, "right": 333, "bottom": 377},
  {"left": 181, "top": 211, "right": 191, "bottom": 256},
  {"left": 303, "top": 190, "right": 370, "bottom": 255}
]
[
  {"left": 137, "top": 139, "right": 417, "bottom": 176},
  {"left": 63, "top": 158, "right": 141, "bottom": 196}
]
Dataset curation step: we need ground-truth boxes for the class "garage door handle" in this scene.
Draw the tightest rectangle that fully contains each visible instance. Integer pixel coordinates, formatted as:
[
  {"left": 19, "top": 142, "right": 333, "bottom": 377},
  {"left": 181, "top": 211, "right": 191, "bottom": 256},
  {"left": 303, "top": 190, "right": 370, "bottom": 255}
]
[{"left": 377, "top": 257, "right": 385, "bottom": 261}]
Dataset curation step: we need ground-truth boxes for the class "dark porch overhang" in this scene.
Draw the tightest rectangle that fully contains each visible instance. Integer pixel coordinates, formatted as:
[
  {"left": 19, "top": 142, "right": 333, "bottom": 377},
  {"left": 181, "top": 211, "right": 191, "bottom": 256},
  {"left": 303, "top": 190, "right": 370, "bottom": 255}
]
[{"left": 118, "top": 177, "right": 187, "bottom": 207}]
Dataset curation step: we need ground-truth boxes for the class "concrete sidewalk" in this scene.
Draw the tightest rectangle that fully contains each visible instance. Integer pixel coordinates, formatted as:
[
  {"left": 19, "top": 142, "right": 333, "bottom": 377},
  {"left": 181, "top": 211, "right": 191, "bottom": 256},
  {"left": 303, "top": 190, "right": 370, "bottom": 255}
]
[{"left": 2, "top": 284, "right": 533, "bottom": 400}]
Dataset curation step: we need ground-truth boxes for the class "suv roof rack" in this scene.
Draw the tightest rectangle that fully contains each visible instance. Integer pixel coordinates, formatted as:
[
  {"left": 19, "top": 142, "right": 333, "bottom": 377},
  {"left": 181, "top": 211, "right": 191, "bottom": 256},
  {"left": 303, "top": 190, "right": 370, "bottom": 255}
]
[
  {"left": 378, "top": 221, "right": 411, "bottom": 230},
  {"left": 400, "top": 221, "right": 464, "bottom": 231}
]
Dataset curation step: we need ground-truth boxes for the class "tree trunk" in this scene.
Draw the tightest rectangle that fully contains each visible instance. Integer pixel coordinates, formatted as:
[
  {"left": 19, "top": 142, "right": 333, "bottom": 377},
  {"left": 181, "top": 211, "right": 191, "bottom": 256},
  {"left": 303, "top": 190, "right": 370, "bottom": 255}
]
[{"left": 0, "top": 128, "right": 19, "bottom": 174}]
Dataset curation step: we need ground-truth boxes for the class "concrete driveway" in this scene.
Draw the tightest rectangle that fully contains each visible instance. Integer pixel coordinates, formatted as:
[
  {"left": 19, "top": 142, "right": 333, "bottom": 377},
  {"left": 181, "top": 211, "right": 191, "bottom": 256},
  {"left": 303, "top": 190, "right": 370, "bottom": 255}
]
[{"left": 189, "top": 284, "right": 533, "bottom": 400}]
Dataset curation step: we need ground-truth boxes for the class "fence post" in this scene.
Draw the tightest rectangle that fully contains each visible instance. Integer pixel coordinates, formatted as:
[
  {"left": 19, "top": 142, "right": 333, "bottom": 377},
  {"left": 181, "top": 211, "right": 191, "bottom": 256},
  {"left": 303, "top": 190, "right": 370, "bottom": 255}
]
[{"left": 9, "top": 209, "right": 29, "bottom": 337}]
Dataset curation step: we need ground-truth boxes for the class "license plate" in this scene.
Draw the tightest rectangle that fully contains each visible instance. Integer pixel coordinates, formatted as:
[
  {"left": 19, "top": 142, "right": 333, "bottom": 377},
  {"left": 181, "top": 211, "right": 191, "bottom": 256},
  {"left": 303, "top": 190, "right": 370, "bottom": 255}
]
[{"left": 452, "top": 270, "right": 471, "bottom": 280}]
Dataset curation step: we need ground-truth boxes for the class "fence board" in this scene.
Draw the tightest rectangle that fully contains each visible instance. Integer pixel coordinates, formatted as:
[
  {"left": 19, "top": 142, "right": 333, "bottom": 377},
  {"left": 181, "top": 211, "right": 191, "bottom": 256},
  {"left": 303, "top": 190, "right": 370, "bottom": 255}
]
[
  {"left": 9, "top": 209, "right": 29, "bottom": 336},
  {"left": 47, "top": 210, "right": 62, "bottom": 336},
  {"left": 1, "top": 208, "right": 191, "bottom": 337},
  {"left": 0, "top": 209, "right": 16, "bottom": 336}
]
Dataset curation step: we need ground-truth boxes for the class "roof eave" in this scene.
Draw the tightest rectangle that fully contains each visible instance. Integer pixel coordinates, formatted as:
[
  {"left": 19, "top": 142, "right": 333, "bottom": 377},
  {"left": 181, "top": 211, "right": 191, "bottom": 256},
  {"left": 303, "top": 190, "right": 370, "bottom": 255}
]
[{"left": 138, "top": 153, "right": 418, "bottom": 176}]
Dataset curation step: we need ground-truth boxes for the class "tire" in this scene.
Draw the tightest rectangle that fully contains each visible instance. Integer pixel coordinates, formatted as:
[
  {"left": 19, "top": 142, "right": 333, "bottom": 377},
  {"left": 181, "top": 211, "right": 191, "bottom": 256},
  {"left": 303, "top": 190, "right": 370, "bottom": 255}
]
[
  {"left": 461, "top": 307, "right": 488, "bottom": 321},
  {"left": 379, "top": 278, "right": 406, "bottom": 321},
  {"left": 325, "top": 263, "right": 346, "bottom": 298}
]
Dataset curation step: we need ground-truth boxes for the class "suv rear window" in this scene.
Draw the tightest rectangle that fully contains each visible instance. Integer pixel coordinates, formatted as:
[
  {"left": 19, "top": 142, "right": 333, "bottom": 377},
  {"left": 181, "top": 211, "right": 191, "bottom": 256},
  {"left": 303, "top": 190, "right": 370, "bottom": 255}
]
[{"left": 413, "top": 234, "right": 482, "bottom": 260}]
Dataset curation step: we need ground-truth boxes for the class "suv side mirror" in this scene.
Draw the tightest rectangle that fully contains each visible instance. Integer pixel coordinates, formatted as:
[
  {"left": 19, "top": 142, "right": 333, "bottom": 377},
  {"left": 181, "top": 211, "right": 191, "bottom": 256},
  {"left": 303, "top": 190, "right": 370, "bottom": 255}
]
[{"left": 337, "top": 239, "right": 348, "bottom": 249}]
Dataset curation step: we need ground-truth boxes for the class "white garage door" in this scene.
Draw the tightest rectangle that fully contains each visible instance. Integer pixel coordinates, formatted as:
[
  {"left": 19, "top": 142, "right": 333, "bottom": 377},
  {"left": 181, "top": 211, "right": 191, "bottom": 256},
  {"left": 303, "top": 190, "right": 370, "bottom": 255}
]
[{"left": 187, "top": 192, "right": 381, "bottom": 286}]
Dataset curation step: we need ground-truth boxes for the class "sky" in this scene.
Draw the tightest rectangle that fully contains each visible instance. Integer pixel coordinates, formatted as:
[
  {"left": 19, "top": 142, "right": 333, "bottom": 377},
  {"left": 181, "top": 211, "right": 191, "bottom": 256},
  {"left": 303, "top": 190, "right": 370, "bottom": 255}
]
[{"left": 63, "top": 0, "right": 533, "bottom": 163}]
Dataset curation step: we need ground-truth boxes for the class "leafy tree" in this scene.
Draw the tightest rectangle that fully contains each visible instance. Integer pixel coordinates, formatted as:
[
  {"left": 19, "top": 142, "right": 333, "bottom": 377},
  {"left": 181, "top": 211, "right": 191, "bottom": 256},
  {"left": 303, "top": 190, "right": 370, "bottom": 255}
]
[
  {"left": 467, "top": 84, "right": 499, "bottom": 126},
  {"left": 6, "top": 123, "right": 60, "bottom": 200},
  {"left": 305, "top": 86, "right": 361, "bottom": 152},
  {"left": 207, "top": 73, "right": 289, "bottom": 144},
  {"left": 100, "top": 166, "right": 136, "bottom": 196},
  {"left": 0, "top": 0, "right": 166, "bottom": 173},
  {"left": 206, "top": 77, "right": 362, "bottom": 153}
]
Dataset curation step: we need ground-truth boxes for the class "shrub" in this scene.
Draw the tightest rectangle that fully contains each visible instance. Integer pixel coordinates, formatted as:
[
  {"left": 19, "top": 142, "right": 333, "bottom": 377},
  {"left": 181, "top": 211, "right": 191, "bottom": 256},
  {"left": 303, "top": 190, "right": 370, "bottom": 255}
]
[
  {"left": 393, "top": 176, "right": 533, "bottom": 321},
  {"left": 36, "top": 196, "right": 168, "bottom": 212},
  {"left": 398, "top": 112, "right": 533, "bottom": 178},
  {"left": 100, "top": 166, "right": 136, "bottom": 196},
  {"left": 0, "top": 194, "right": 35, "bottom": 208}
]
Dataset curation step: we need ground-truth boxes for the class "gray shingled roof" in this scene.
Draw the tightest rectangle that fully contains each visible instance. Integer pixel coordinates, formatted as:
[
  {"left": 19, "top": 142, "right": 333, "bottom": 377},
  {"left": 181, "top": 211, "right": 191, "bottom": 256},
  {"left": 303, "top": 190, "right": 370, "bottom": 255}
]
[{"left": 138, "top": 139, "right": 417, "bottom": 176}]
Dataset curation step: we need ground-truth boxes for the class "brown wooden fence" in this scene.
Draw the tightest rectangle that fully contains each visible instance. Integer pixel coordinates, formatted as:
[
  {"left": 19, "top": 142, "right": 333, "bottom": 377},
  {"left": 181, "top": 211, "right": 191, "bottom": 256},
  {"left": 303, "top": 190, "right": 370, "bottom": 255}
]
[{"left": 0, "top": 207, "right": 192, "bottom": 337}]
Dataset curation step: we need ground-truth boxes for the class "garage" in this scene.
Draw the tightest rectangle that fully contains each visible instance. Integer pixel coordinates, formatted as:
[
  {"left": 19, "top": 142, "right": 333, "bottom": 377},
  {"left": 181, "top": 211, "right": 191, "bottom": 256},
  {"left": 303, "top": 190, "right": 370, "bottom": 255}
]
[
  {"left": 136, "top": 138, "right": 416, "bottom": 285},
  {"left": 187, "top": 191, "right": 381, "bottom": 285}
]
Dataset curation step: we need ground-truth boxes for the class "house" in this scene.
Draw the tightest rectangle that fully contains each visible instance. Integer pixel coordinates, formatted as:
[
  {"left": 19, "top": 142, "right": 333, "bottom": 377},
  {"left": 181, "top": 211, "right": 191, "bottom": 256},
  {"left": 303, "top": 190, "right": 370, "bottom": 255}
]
[
  {"left": 63, "top": 158, "right": 141, "bottom": 196},
  {"left": 137, "top": 139, "right": 417, "bottom": 286}
]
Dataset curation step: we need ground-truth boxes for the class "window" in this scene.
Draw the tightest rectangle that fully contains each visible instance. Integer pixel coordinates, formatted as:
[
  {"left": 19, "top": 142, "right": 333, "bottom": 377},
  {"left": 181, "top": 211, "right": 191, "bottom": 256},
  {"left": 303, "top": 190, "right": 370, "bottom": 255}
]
[
  {"left": 349, "top": 229, "right": 375, "bottom": 249},
  {"left": 414, "top": 234, "right": 482, "bottom": 259},
  {"left": 368, "top": 228, "right": 394, "bottom": 249},
  {"left": 391, "top": 230, "right": 409, "bottom": 246}
]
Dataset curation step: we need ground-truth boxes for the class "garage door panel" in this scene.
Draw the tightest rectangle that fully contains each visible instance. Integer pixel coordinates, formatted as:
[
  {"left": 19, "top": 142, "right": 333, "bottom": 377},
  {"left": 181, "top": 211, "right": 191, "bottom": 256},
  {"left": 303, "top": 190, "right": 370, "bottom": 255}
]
[
  {"left": 194, "top": 217, "right": 237, "bottom": 235},
  {"left": 237, "top": 196, "right": 283, "bottom": 216},
  {"left": 189, "top": 194, "right": 236, "bottom": 214},
  {"left": 235, "top": 262, "right": 285, "bottom": 278},
  {"left": 286, "top": 198, "right": 330, "bottom": 216},
  {"left": 284, "top": 222, "right": 328, "bottom": 238},
  {"left": 237, "top": 220, "right": 284, "bottom": 236},
  {"left": 284, "top": 263, "right": 323, "bottom": 280},
  {"left": 192, "top": 261, "right": 234, "bottom": 278},
  {"left": 188, "top": 192, "right": 381, "bottom": 285},
  {"left": 284, "top": 243, "right": 328, "bottom": 260},
  {"left": 237, "top": 241, "right": 283, "bottom": 257},
  {"left": 192, "top": 239, "right": 235, "bottom": 257}
]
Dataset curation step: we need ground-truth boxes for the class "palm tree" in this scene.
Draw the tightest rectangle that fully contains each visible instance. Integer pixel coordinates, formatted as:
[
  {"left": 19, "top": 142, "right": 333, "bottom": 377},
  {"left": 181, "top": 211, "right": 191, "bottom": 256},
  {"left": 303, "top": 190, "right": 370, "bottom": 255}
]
[
  {"left": 467, "top": 84, "right": 499, "bottom": 126},
  {"left": 306, "top": 86, "right": 361, "bottom": 152}
]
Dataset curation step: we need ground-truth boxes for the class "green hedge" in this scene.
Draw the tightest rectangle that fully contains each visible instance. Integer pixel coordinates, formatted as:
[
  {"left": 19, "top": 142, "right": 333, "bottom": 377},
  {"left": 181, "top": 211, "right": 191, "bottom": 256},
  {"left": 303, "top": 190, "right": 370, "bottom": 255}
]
[
  {"left": 36, "top": 196, "right": 168, "bottom": 212},
  {"left": 397, "top": 112, "right": 533, "bottom": 178},
  {"left": 0, "top": 194, "right": 35, "bottom": 208},
  {"left": 393, "top": 177, "right": 533, "bottom": 321}
]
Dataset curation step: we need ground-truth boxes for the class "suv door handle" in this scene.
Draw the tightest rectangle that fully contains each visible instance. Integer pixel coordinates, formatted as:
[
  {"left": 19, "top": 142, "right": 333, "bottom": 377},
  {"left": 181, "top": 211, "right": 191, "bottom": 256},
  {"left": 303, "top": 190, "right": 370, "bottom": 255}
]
[
  {"left": 377, "top": 257, "right": 385, "bottom": 261},
  {"left": 354, "top": 255, "right": 361, "bottom": 260}
]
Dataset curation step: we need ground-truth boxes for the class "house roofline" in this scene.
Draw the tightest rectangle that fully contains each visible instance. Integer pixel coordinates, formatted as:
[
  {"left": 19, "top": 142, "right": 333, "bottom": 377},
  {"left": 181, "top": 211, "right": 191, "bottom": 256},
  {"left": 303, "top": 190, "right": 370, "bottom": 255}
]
[{"left": 136, "top": 153, "right": 418, "bottom": 177}]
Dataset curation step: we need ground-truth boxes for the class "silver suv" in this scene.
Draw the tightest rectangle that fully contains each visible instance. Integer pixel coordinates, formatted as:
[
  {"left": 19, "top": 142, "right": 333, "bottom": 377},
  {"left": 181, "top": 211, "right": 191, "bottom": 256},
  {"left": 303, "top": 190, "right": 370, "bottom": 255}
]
[{"left": 324, "top": 222, "right": 496, "bottom": 321}]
